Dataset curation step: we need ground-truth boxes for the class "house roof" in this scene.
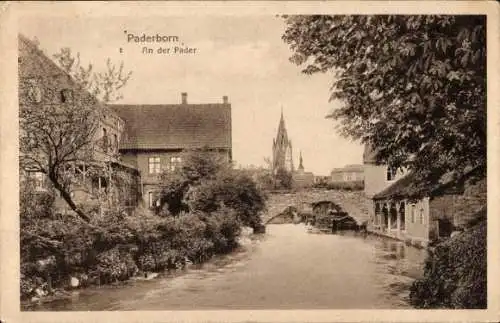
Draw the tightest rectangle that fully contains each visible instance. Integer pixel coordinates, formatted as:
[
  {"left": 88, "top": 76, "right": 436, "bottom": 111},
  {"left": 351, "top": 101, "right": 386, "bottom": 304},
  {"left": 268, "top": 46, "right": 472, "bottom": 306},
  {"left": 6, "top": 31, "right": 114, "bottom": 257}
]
[
  {"left": 372, "top": 166, "right": 483, "bottom": 200},
  {"left": 372, "top": 172, "right": 417, "bottom": 200},
  {"left": 18, "top": 34, "right": 121, "bottom": 121},
  {"left": 19, "top": 34, "right": 67, "bottom": 80},
  {"left": 109, "top": 104, "right": 231, "bottom": 150},
  {"left": 331, "top": 164, "right": 364, "bottom": 173}
]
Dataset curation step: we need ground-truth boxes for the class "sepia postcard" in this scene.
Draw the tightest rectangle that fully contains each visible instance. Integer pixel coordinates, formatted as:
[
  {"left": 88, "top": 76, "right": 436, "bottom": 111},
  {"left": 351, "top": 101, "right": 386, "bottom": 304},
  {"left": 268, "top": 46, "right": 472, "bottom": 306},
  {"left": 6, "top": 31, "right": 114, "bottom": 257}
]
[{"left": 1, "top": 1, "right": 499, "bottom": 322}]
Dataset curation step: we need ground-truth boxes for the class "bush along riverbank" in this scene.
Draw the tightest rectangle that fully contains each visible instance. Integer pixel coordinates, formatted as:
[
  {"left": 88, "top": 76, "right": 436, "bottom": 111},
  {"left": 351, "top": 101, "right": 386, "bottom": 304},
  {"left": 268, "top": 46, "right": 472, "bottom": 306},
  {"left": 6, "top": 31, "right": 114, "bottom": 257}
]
[
  {"left": 409, "top": 211, "right": 486, "bottom": 309},
  {"left": 21, "top": 150, "right": 268, "bottom": 303},
  {"left": 21, "top": 206, "right": 246, "bottom": 302}
]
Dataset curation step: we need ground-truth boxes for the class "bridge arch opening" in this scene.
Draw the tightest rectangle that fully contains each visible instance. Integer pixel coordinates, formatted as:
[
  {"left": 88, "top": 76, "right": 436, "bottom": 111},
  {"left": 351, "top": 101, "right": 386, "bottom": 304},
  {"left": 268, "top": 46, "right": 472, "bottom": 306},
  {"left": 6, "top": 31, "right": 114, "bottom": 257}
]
[{"left": 307, "top": 200, "right": 363, "bottom": 232}]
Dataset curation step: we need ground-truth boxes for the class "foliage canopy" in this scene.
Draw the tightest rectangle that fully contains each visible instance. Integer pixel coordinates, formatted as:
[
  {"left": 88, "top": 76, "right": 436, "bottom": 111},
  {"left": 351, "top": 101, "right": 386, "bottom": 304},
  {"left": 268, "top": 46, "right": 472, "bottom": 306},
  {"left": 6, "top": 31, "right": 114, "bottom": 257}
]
[
  {"left": 282, "top": 15, "right": 486, "bottom": 187},
  {"left": 158, "top": 149, "right": 267, "bottom": 229}
]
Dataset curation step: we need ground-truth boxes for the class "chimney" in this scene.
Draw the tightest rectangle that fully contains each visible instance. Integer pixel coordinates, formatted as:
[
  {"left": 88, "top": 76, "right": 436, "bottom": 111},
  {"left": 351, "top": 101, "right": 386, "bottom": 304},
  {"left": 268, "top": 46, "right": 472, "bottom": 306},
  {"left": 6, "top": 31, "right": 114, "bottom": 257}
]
[
  {"left": 181, "top": 92, "right": 188, "bottom": 104},
  {"left": 222, "top": 95, "right": 229, "bottom": 104}
]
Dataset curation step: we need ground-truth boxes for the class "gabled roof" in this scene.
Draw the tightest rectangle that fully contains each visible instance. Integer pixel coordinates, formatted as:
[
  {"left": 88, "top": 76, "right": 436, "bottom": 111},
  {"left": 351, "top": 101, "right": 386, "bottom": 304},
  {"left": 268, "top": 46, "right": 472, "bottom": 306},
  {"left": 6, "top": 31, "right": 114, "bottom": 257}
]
[
  {"left": 109, "top": 104, "right": 231, "bottom": 150},
  {"left": 19, "top": 34, "right": 67, "bottom": 80},
  {"left": 18, "top": 34, "right": 121, "bottom": 121}
]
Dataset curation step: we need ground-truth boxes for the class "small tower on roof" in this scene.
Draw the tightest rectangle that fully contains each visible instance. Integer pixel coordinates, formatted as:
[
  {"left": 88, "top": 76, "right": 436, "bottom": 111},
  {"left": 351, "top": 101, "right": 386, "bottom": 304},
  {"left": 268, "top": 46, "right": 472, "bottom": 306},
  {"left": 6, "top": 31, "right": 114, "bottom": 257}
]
[{"left": 298, "top": 151, "right": 304, "bottom": 171}]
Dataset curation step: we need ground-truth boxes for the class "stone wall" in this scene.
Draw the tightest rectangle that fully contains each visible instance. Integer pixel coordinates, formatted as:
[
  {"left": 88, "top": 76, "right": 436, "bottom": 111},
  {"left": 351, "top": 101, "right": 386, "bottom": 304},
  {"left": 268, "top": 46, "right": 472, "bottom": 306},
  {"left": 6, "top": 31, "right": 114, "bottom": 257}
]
[
  {"left": 429, "top": 177, "right": 487, "bottom": 229},
  {"left": 293, "top": 171, "right": 314, "bottom": 189}
]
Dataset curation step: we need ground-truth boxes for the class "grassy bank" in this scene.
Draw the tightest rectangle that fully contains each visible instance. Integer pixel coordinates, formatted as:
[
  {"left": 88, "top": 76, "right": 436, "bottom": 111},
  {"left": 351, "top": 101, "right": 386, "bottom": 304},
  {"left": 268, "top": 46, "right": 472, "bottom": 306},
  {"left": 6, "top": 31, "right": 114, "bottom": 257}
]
[{"left": 409, "top": 214, "right": 486, "bottom": 309}]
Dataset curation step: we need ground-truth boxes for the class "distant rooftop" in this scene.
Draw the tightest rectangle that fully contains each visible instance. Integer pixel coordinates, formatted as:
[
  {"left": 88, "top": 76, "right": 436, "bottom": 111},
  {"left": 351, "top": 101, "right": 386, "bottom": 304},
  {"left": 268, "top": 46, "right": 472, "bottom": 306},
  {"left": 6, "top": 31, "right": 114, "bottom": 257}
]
[{"left": 331, "top": 164, "right": 364, "bottom": 173}]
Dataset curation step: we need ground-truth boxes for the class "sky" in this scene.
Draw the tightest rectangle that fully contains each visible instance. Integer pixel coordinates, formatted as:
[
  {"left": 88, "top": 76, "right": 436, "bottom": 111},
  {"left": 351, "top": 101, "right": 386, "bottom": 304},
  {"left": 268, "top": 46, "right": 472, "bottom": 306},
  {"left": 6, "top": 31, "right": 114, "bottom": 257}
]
[{"left": 19, "top": 15, "right": 363, "bottom": 176}]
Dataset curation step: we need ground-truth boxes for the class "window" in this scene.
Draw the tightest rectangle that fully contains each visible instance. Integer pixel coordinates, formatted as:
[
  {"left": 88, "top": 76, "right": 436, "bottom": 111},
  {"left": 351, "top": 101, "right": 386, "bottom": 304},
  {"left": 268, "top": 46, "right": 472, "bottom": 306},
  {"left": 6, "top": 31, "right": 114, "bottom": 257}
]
[
  {"left": 91, "top": 176, "right": 108, "bottom": 194},
  {"left": 386, "top": 166, "right": 397, "bottom": 181},
  {"left": 169, "top": 156, "right": 182, "bottom": 171},
  {"left": 148, "top": 192, "right": 160, "bottom": 208},
  {"left": 149, "top": 157, "right": 161, "bottom": 174},
  {"left": 410, "top": 204, "right": 415, "bottom": 223},
  {"left": 148, "top": 192, "right": 154, "bottom": 208},
  {"left": 438, "top": 218, "right": 453, "bottom": 238},
  {"left": 60, "top": 89, "right": 73, "bottom": 103},
  {"left": 419, "top": 207, "right": 425, "bottom": 224}
]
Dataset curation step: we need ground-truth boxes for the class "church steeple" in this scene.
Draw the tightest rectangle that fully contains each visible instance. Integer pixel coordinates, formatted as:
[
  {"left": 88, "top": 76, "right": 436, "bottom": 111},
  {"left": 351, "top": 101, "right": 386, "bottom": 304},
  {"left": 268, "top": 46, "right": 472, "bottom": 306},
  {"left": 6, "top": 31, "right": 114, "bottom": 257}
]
[
  {"left": 272, "top": 107, "right": 294, "bottom": 174},
  {"left": 277, "top": 106, "right": 287, "bottom": 141}
]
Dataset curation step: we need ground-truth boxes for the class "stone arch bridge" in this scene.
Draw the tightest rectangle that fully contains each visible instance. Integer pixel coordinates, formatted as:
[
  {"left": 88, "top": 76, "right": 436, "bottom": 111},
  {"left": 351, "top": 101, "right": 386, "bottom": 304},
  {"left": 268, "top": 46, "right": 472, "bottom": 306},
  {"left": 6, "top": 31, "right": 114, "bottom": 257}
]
[{"left": 263, "top": 189, "right": 371, "bottom": 226}]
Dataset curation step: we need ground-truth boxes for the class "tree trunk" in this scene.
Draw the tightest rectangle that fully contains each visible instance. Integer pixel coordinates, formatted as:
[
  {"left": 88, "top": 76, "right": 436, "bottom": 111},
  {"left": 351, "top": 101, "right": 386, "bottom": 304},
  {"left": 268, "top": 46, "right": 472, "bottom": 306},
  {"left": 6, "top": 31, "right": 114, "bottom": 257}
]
[{"left": 48, "top": 173, "right": 91, "bottom": 222}]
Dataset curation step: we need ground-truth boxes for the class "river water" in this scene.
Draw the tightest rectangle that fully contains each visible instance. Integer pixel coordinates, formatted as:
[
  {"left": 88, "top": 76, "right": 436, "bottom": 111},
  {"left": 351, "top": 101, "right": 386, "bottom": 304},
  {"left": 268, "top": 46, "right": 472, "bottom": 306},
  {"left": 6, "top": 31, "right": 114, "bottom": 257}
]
[{"left": 26, "top": 224, "right": 427, "bottom": 311}]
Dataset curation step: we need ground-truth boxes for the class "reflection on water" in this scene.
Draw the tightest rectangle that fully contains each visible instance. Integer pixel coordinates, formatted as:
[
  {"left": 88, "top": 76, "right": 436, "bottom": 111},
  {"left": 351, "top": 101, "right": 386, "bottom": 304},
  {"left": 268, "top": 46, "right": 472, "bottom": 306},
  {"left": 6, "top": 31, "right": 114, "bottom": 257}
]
[{"left": 25, "top": 224, "right": 427, "bottom": 311}]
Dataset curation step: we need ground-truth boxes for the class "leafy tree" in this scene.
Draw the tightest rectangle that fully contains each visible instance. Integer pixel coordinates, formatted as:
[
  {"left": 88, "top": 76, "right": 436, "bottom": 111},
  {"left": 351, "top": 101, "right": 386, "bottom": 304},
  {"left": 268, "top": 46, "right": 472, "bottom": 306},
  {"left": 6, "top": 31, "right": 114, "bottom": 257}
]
[
  {"left": 158, "top": 149, "right": 267, "bottom": 229},
  {"left": 19, "top": 87, "right": 100, "bottom": 222},
  {"left": 19, "top": 36, "right": 132, "bottom": 221},
  {"left": 237, "top": 162, "right": 274, "bottom": 191},
  {"left": 282, "top": 15, "right": 486, "bottom": 191},
  {"left": 158, "top": 148, "right": 231, "bottom": 215},
  {"left": 186, "top": 171, "right": 267, "bottom": 228}
]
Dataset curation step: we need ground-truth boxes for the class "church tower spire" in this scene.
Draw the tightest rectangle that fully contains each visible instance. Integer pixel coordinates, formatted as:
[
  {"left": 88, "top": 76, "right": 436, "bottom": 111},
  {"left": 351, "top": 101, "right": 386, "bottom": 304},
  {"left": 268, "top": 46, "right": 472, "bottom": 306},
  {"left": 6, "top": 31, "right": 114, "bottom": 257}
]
[
  {"left": 277, "top": 106, "right": 286, "bottom": 138},
  {"left": 272, "top": 108, "right": 294, "bottom": 174}
]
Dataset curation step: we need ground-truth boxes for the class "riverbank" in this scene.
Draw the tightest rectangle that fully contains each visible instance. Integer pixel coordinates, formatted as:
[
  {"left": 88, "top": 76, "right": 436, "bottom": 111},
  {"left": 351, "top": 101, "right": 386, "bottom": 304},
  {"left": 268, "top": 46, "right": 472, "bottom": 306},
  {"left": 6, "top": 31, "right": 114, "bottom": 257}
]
[
  {"left": 21, "top": 208, "right": 250, "bottom": 304},
  {"left": 22, "top": 226, "right": 264, "bottom": 310},
  {"left": 25, "top": 224, "right": 427, "bottom": 311}
]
